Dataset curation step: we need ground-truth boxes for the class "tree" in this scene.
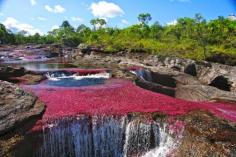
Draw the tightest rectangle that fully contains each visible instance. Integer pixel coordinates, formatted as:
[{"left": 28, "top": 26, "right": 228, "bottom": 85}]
[
  {"left": 61, "top": 21, "right": 70, "bottom": 28},
  {"left": 149, "top": 21, "right": 163, "bottom": 39},
  {"left": 76, "top": 24, "right": 87, "bottom": 33},
  {"left": 138, "top": 13, "right": 152, "bottom": 25},
  {"left": 98, "top": 19, "right": 106, "bottom": 28},
  {"left": 0, "top": 24, "right": 9, "bottom": 44},
  {"left": 193, "top": 13, "right": 209, "bottom": 59},
  {"left": 90, "top": 19, "right": 97, "bottom": 30},
  {"left": 60, "top": 20, "right": 74, "bottom": 31},
  {"left": 90, "top": 18, "right": 107, "bottom": 30}
]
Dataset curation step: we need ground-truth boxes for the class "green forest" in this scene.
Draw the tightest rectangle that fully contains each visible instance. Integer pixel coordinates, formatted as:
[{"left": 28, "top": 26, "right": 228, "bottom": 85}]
[{"left": 1, "top": 13, "right": 236, "bottom": 63}]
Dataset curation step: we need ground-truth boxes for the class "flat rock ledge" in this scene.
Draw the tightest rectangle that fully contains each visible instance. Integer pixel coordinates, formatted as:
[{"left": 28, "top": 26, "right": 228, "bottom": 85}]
[{"left": 0, "top": 80, "right": 45, "bottom": 135}]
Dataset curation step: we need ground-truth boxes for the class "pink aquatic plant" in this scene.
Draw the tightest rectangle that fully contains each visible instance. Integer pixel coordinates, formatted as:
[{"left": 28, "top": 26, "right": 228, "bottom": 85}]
[{"left": 21, "top": 69, "right": 236, "bottom": 131}]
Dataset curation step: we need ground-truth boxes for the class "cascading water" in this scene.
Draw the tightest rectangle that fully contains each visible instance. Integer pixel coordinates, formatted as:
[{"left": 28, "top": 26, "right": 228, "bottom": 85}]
[
  {"left": 14, "top": 69, "right": 191, "bottom": 157},
  {"left": 15, "top": 116, "right": 184, "bottom": 157},
  {"left": 44, "top": 71, "right": 110, "bottom": 87}
]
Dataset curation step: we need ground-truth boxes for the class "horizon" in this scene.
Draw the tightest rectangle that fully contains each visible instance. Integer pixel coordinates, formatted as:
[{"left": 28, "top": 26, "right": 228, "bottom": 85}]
[{"left": 0, "top": 0, "right": 235, "bottom": 35}]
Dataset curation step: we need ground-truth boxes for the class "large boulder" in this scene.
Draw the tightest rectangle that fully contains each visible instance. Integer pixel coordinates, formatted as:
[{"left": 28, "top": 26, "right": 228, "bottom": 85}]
[
  {"left": 195, "top": 62, "right": 236, "bottom": 92},
  {"left": 176, "top": 84, "right": 236, "bottom": 102},
  {"left": 134, "top": 68, "right": 236, "bottom": 103},
  {"left": 0, "top": 66, "right": 26, "bottom": 79},
  {"left": 0, "top": 81, "right": 45, "bottom": 135}
]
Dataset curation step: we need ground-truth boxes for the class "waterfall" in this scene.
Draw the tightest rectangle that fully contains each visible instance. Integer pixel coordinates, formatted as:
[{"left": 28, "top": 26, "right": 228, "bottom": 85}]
[
  {"left": 21, "top": 116, "right": 183, "bottom": 157},
  {"left": 131, "top": 70, "right": 152, "bottom": 82},
  {"left": 123, "top": 120, "right": 160, "bottom": 157},
  {"left": 142, "top": 123, "right": 183, "bottom": 157}
]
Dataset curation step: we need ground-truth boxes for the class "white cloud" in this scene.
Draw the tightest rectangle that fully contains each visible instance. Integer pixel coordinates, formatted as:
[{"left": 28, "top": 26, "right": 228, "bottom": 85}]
[
  {"left": 37, "top": 17, "right": 47, "bottom": 21},
  {"left": 30, "top": 0, "right": 37, "bottom": 6},
  {"left": 45, "top": 5, "right": 65, "bottom": 14},
  {"left": 51, "top": 25, "right": 59, "bottom": 30},
  {"left": 71, "top": 16, "right": 84, "bottom": 22},
  {"left": 37, "top": 17, "right": 46, "bottom": 21},
  {"left": 166, "top": 19, "right": 178, "bottom": 26},
  {"left": 3, "top": 17, "right": 42, "bottom": 35},
  {"left": 121, "top": 19, "right": 129, "bottom": 25},
  {"left": 90, "top": 1, "right": 124, "bottom": 18}
]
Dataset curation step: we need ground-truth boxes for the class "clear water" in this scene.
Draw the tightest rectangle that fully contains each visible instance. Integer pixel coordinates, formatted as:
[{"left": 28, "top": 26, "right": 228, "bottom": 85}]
[
  {"left": 46, "top": 77, "right": 106, "bottom": 87},
  {"left": 0, "top": 62, "right": 76, "bottom": 71}
]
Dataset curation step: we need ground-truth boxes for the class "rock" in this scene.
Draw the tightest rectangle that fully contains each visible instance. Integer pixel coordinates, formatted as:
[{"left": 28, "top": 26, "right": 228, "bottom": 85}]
[
  {"left": 206, "top": 53, "right": 236, "bottom": 66},
  {"left": 71, "top": 45, "right": 236, "bottom": 103},
  {"left": 176, "top": 84, "right": 236, "bottom": 102},
  {"left": 133, "top": 69, "right": 236, "bottom": 103},
  {"left": 176, "top": 111, "right": 236, "bottom": 157},
  {"left": 0, "top": 66, "right": 26, "bottom": 79},
  {"left": 49, "top": 44, "right": 63, "bottom": 57},
  {"left": 0, "top": 81, "right": 45, "bottom": 135},
  {"left": 72, "top": 48, "right": 83, "bottom": 58},
  {"left": 184, "top": 63, "right": 197, "bottom": 76},
  {"left": 209, "top": 75, "right": 231, "bottom": 91},
  {"left": 174, "top": 74, "right": 201, "bottom": 85},
  {"left": 196, "top": 62, "right": 236, "bottom": 91},
  {"left": 77, "top": 43, "right": 103, "bottom": 55}
]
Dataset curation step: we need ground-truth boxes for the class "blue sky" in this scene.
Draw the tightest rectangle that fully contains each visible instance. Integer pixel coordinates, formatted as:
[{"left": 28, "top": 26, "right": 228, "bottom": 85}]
[{"left": 0, "top": 0, "right": 235, "bottom": 34}]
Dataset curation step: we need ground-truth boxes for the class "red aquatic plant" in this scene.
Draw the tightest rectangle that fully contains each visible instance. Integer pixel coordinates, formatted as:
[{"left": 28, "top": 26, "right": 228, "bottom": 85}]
[{"left": 21, "top": 69, "right": 236, "bottom": 131}]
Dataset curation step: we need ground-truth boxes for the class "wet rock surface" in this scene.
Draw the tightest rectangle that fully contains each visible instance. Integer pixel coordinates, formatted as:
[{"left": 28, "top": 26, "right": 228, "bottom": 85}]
[
  {"left": 0, "top": 66, "right": 45, "bottom": 84},
  {"left": 176, "top": 111, "right": 236, "bottom": 157},
  {"left": 0, "top": 80, "right": 45, "bottom": 135},
  {"left": 0, "top": 66, "right": 26, "bottom": 79}
]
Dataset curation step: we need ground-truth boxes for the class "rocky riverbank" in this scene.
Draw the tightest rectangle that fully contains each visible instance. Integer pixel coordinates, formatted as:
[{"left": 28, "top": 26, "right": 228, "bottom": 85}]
[
  {"left": 71, "top": 45, "right": 236, "bottom": 103},
  {"left": 0, "top": 44, "right": 236, "bottom": 157},
  {"left": 0, "top": 80, "right": 45, "bottom": 156}
]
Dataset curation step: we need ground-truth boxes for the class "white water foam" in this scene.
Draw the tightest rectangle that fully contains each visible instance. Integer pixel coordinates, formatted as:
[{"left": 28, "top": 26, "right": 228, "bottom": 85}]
[
  {"left": 32, "top": 116, "right": 183, "bottom": 157},
  {"left": 142, "top": 123, "right": 184, "bottom": 157},
  {"left": 74, "top": 73, "right": 110, "bottom": 80},
  {"left": 46, "top": 72, "right": 110, "bottom": 81}
]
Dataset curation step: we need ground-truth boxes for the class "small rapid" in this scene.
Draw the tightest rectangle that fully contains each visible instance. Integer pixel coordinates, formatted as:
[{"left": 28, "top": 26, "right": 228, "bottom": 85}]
[
  {"left": 44, "top": 71, "right": 110, "bottom": 87},
  {"left": 45, "top": 71, "right": 110, "bottom": 81}
]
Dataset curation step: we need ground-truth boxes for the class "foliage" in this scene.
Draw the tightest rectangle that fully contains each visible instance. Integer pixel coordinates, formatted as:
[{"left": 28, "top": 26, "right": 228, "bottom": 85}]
[
  {"left": 90, "top": 18, "right": 106, "bottom": 30},
  {"left": 138, "top": 13, "right": 152, "bottom": 25},
  {"left": 0, "top": 13, "right": 236, "bottom": 63}
]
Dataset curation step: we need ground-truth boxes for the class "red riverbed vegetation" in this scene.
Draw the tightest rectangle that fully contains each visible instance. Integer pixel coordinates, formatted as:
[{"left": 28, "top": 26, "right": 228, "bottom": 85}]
[{"left": 23, "top": 77, "right": 236, "bottom": 126}]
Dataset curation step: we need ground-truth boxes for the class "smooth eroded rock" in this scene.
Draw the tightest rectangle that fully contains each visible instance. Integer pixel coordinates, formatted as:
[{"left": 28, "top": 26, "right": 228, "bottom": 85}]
[{"left": 0, "top": 80, "right": 45, "bottom": 135}]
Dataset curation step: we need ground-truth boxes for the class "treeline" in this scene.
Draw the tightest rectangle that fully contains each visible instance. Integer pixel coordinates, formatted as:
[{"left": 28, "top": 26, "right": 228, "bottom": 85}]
[{"left": 1, "top": 13, "right": 236, "bottom": 62}]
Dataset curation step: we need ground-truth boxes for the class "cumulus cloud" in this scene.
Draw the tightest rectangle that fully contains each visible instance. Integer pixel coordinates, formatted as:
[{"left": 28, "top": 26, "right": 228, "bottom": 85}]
[
  {"left": 166, "top": 19, "right": 178, "bottom": 26},
  {"left": 45, "top": 5, "right": 65, "bottom": 13},
  {"left": 30, "top": 0, "right": 37, "bottom": 6},
  {"left": 121, "top": 19, "right": 129, "bottom": 25},
  {"left": 3, "top": 17, "right": 42, "bottom": 35},
  {"left": 90, "top": 1, "right": 124, "bottom": 18},
  {"left": 71, "top": 16, "right": 84, "bottom": 22},
  {"left": 51, "top": 25, "right": 59, "bottom": 30}
]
